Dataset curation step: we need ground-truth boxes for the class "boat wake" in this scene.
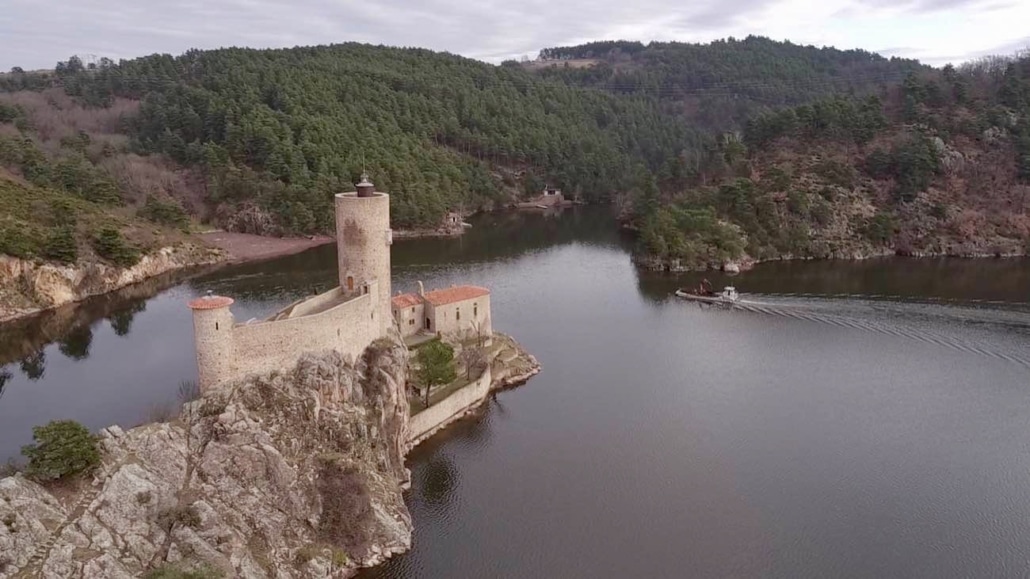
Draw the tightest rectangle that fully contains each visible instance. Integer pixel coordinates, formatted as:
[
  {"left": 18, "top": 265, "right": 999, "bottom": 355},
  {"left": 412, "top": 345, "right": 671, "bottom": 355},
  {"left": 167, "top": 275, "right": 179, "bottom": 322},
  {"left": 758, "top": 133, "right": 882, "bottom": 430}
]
[{"left": 724, "top": 294, "right": 1030, "bottom": 371}]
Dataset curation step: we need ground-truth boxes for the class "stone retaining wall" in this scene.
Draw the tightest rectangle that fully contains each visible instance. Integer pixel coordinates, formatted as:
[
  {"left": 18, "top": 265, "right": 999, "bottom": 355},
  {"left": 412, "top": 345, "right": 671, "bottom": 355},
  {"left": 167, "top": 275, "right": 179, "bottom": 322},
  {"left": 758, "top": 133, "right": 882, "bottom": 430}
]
[{"left": 407, "top": 366, "right": 492, "bottom": 448}]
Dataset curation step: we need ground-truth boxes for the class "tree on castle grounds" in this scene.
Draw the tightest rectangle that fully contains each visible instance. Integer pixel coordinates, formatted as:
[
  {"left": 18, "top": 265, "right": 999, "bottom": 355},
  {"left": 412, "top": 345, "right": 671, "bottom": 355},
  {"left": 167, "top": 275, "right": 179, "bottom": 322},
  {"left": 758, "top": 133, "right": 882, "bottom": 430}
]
[
  {"left": 416, "top": 341, "right": 456, "bottom": 407},
  {"left": 458, "top": 345, "right": 488, "bottom": 380}
]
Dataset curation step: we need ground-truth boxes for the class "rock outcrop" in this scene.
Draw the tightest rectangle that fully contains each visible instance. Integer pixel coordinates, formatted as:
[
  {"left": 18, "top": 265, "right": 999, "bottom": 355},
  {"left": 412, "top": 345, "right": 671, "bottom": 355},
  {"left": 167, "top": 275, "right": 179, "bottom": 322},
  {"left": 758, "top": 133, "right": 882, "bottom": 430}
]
[
  {"left": 0, "top": 340, "right": 412, "bottom": 578},
  {"left": 0, "top": 244, "right": 223, "bottom": 323}
]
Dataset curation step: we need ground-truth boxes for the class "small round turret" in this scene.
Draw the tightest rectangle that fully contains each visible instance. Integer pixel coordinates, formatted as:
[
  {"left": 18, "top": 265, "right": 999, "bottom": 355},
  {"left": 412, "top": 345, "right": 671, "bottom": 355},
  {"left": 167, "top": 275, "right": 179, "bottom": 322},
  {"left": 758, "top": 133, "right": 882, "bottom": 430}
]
[{"left": 188, "top": 293, "right": 236, "bottom": 391}]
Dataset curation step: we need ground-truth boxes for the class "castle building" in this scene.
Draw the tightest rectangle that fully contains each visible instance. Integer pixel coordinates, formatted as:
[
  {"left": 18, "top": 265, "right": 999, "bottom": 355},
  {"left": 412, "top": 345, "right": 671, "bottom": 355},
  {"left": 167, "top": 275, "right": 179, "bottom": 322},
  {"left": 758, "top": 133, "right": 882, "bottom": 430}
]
[
  {"left": 188, "top": 175, "right": 492, "bottom": 391},
  {"left": 392, "top": 282, "right": 491, "bottom": 340}
]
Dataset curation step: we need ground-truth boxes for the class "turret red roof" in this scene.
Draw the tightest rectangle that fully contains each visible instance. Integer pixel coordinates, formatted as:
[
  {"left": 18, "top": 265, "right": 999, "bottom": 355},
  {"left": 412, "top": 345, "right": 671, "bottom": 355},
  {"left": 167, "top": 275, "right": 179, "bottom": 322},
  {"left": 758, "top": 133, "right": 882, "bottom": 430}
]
[{"left": 188, "top": 295, "right": 235, "bottom": 310}]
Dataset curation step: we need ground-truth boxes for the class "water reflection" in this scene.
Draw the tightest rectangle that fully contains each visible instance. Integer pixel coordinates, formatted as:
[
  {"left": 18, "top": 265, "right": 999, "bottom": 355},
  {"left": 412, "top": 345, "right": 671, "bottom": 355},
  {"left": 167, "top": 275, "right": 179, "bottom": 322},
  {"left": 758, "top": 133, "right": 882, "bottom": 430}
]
[
  {"left": 0, "top": 268, "right": 203, "bottom": 368},
  {"left": 418, "top": 454, "right": 459, "bottom": 512},
  {"left": 108, "top": 300, "right": 147, "bottom": 337},
  {"left": 19, "top": 350, "right": 45, "bottom": 381},
  {"left": 0, "top": 368, "right": 12, "bottom": 400},
  {"left": 57, "top": 325, "right": 93, "bottom": 361}
]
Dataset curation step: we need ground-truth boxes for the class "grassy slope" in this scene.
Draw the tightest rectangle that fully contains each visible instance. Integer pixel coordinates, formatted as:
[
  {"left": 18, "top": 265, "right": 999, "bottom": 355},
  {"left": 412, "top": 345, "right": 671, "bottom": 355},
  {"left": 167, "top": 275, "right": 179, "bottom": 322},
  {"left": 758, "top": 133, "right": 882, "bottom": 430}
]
[{"left": 0, "top": 171, "right": 191, "bottom": 264}]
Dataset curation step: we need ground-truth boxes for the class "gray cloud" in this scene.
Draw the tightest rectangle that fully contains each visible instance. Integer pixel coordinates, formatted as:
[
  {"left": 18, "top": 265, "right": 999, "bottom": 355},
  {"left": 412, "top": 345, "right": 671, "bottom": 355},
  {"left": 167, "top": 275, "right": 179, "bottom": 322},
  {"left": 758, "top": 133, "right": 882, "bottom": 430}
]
[
  {"left": 924, "top": 35, "right": 1030, "bottom": 65},
  {"left": 0, "top": 0, "right": 1024, "bottom": 71},
  {"left": 849, "top": 0, "right": 1008, "bottom": 11}
]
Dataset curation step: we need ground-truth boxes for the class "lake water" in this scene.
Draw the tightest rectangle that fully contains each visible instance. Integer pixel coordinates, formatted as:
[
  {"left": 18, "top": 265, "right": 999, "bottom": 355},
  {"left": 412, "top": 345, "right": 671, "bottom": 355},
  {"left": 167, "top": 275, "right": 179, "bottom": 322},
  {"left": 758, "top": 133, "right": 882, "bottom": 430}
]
[{"left": 2, "top": 208, "right": 1030, "bottom": 578}]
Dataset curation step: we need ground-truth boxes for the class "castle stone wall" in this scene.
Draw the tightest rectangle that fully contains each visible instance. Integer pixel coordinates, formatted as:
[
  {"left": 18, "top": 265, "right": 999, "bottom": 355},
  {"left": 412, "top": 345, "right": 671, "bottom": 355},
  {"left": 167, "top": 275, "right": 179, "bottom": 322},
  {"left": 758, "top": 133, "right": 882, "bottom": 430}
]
[
  {"left": 220, "top": 281, "right": 382, "bottom": 387},
  {"left": 287, "top": 287, "right": 345, "bottom": 318},
  {"left": 408, "top": 365, "right": 492, "bottom": 447}
]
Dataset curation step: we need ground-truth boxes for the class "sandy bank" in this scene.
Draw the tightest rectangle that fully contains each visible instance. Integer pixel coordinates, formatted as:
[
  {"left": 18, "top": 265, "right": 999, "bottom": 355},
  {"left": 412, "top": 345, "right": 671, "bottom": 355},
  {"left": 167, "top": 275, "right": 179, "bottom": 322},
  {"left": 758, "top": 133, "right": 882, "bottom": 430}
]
[{"left": 199, "top": 231, "right": 335, "bottom": 262}]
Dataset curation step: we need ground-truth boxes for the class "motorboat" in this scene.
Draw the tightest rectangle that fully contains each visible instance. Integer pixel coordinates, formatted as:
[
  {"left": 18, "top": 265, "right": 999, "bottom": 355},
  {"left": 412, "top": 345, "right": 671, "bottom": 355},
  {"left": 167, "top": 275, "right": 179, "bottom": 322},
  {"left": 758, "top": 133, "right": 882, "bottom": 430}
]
[{"left": 674, "top": 286, "right": 740, "bottom": 304}]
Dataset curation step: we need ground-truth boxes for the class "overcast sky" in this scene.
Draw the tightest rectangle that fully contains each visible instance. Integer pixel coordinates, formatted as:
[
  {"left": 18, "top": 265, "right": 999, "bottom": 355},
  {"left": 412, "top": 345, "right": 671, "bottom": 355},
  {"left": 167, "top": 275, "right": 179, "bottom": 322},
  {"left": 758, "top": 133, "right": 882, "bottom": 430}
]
[{"left": 2, "top": 0, "right": 1028, "bottom": 71}]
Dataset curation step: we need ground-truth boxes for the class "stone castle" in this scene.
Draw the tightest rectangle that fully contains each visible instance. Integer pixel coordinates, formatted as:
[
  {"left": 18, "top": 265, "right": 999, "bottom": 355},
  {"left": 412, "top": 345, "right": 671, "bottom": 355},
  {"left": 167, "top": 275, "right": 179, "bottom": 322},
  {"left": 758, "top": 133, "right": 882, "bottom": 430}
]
[{"left": 188, "top": 175, "right": 492, "bottom": 390}]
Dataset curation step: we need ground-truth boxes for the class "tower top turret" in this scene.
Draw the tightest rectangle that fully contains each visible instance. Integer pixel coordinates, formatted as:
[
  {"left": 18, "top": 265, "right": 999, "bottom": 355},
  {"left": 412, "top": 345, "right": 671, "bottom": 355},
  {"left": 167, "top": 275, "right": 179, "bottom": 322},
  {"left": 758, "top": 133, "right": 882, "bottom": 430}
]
[
  {"left": 188, "top": 293, "right": 234, "bottom": 310},
  {"left": 356, "top": 173, "right": 375, "bottom": 197}
]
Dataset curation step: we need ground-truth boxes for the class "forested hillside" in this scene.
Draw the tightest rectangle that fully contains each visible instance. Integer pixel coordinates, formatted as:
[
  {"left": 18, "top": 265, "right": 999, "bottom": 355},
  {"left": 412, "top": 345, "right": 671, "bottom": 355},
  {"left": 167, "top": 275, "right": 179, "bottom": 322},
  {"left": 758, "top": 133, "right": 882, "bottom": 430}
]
[
  {"left": 0, "top": 89, "right": 193, "bottom": 267},
  {"left": 1, "top": 38, "right": 1027, "bottom": 274},
  {"left": 1, "top": 45, "right": 695, "bottom": 234},
  {"left": 526, "top": 36, "right": 926, "bottom": 131},
  {"left": 630, "top": 54, "right": 1030, "bottom": 270}
]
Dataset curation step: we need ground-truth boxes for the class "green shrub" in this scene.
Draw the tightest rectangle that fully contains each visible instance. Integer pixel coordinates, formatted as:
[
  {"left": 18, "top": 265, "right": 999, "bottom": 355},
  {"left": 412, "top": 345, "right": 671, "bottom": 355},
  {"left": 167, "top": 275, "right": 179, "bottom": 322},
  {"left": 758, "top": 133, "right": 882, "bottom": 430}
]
[
  {"left": 0, "top": 226, "right": 40, "bottom": 259},
  {"left": 786, "top": 190, "right": 810, "bottom": 216},
  {"left": 157, "top": 504, "right": 201, "bottom": 531},
  {"left": 810, "top": 198, "right": 833, "bottom": 226},
  {"left": 0, "top": 103, "right": 21, "bottom": 124},
  {"left": 139, "top": 196, "right": 190, "bottom": 231},
  {"left": 930, "top": 203, "right": 949, "bottom": 220},
  {"left": 92, "top": 227, "right": 140, "bottom": 267},
  {"left": 20, "top": 420, "right": 101, "bottom": 482},
  {"left": 49, "top": 198, "right": 78, "bottom": 227},
  {"left": 812, "top": 159, "right": 856, "bottom": 189},
  {"left": 863, "top": 212, "right": 896, "bottom": 245},
  {"left": 42, "top": 227, "right": 78, "bottom": 264}
]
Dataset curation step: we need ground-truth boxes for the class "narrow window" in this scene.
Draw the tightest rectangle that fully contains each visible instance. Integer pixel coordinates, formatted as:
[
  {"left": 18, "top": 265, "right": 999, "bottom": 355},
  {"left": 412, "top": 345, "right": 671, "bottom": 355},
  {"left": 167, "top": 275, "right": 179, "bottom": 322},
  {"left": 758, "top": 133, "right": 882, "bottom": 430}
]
[
  {"left": 363, "top": 285, "right": 368, "bottom": 295},
  {"left": 347, "top": 276, "right": 354, "bottom": 291},
  {"left": 409, "top": 319, "right": 414, "bottom": 325},
  {"left": 456, "top": 309, "right": 461, "bottom": 321},
  {"left": 474, "top": 305, "right": 478, "bottom": 317},
  {"left": 215, "top": 322, "right": 219, "bottom": 330}
]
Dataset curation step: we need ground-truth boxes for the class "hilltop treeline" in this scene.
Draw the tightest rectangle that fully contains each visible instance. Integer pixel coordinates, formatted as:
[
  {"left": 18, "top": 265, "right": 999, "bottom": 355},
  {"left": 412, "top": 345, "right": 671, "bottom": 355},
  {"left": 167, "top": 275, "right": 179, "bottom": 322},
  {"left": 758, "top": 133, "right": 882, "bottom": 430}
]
[
  {"left": 532, "top": 36, "right": 925, "bottom": 130},
  {"left": 5, "top": 45, "right": 697, "bottom": 232}
]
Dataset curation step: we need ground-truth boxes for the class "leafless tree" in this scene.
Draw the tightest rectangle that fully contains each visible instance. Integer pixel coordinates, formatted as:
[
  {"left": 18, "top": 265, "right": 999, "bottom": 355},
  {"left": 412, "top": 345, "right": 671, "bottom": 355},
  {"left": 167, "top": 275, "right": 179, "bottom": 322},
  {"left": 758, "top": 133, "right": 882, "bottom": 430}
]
[{"left": 458, "top": 345, "right": 487, "bottom": 380}]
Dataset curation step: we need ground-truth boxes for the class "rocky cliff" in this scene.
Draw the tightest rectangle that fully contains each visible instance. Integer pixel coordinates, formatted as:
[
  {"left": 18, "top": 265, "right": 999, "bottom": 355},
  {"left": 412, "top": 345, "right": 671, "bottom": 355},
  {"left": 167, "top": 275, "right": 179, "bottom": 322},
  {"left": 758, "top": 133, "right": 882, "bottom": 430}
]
[
  {"left": 0, "top": 244, "right": 223, "bottom": 323},
  {"left": 0, "top": 340, "right": 412, "bottom": 578}
]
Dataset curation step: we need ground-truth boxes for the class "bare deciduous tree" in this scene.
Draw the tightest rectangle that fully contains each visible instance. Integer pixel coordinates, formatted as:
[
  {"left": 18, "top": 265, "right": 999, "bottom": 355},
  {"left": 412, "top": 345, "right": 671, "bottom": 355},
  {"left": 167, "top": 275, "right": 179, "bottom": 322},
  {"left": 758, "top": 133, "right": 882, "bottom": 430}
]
[{"left": 458, "top": 345, "right": 487, "bottom": 380}]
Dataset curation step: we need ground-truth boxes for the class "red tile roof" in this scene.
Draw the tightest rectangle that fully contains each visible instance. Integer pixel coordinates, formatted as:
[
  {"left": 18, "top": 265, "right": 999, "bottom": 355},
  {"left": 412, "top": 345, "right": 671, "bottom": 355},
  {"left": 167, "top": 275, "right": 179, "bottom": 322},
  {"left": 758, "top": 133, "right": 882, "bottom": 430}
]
[
  {"left": 424, "top": 285, "right": 489, "bottom": 306},
  {"left": 188, "top": 295, "right": 235, "bottom": 310},
  {"left": 392, "top": 293, "right": 421, "bottom": 309}
]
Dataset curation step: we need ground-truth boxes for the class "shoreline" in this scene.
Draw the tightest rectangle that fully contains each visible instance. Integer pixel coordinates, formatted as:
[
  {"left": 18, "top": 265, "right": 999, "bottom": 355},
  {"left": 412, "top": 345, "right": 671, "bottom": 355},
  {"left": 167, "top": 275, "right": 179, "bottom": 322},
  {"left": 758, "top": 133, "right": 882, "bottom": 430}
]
[
  {"left": 634, "top": 249, "right": 1030, "bottom": 274},
  {"left": 0, "top": 226, "right": 467, "bottom": 326}
]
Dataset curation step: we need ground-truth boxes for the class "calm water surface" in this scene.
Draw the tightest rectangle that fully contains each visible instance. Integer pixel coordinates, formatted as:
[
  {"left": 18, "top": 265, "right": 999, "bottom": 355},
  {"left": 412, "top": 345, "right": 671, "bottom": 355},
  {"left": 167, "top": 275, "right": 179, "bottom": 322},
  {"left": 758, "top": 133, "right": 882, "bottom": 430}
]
[{"left": 2, "top": 208, "right": 1030, "bottom": 578}]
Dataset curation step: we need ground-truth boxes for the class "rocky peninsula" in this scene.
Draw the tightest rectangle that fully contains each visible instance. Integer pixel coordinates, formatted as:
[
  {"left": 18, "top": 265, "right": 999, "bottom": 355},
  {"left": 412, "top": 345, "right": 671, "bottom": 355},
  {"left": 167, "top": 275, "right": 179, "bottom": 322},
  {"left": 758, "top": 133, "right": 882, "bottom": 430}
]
[{"left": 0, "top": 334, "right": 539, "bottom": 578}]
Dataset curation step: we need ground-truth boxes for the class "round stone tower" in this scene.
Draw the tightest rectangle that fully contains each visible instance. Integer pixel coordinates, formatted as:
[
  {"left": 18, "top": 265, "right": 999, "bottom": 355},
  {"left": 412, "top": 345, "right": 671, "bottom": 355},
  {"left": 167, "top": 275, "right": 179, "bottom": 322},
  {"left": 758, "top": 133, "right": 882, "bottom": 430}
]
[
  {"left": 335, "top": 174, "right": 392, "bottom": 328},
  {"left": 188, "top": 294, "right": 236, "bottom": 391}
]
